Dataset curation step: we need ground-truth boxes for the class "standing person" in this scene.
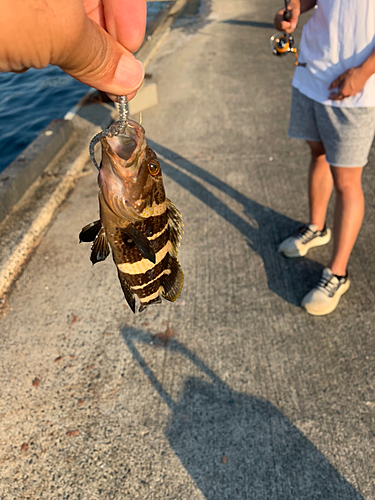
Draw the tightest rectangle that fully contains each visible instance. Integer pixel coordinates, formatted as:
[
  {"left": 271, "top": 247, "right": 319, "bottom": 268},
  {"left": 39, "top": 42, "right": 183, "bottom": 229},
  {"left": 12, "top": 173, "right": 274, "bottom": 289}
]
[{"left": 275, "top": 0, "right": 375, "bottom": 315}]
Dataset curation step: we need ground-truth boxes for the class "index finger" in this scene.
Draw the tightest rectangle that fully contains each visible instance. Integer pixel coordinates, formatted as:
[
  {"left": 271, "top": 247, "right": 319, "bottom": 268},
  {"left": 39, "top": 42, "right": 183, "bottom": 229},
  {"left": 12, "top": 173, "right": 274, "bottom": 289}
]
[{"left": 103, "top": 0, "right": 147, "bottom": 53}]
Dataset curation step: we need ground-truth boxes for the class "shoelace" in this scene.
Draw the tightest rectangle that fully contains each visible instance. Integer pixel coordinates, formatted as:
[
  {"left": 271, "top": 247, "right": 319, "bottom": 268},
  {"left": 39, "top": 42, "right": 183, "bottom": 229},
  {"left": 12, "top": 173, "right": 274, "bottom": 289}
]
[
  {"left": 317, "top": 275, "right": 340, "bottom": 297},
  {"left": 294, "top": 226, "right": 317, "bottom": 244}
]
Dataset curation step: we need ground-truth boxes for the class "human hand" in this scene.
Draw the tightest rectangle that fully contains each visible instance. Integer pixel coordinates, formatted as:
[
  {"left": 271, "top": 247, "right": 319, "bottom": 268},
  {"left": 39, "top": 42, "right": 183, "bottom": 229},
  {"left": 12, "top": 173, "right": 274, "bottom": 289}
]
[
  {"left": 328, "top": 66, "right": 369, "bottom": 101},
  {"left": 274, "top": 1, "right": 300, "bottom": 34},
  {"left": 0, "top": 0, "right": 146, "bottom": 100}
]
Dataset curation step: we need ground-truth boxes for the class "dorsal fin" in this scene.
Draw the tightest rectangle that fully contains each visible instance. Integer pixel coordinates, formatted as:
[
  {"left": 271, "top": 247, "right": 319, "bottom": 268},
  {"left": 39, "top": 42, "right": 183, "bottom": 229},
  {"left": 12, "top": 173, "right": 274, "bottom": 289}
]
[{"left": 167, "top": 199, "right": 184, "bottom": 249}]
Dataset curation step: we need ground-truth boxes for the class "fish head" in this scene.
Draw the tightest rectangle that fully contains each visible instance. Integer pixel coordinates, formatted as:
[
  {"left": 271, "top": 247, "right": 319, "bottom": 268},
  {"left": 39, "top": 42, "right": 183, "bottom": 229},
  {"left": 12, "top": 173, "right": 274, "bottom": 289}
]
[{"left": 99, "top": 120, "right": 165, "bottom": 221}]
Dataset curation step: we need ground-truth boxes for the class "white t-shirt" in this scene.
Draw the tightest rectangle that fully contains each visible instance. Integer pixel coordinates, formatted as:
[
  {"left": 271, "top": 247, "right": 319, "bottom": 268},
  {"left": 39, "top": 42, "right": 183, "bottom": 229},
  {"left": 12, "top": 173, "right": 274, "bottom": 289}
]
[{"left": 292, "top": 0, "right": 375, "bottom": 107}]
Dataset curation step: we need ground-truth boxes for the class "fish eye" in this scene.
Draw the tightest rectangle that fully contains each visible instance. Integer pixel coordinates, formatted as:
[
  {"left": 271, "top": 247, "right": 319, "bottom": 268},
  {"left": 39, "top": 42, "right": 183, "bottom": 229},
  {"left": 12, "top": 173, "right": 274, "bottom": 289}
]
[{"left": 148, "top": 161, "right": 160, "bottom": 176}]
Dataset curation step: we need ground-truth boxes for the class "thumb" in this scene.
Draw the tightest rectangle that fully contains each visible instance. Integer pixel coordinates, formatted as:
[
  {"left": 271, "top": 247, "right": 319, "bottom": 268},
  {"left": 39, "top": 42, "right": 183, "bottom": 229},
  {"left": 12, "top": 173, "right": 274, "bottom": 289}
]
[{"left": 57, "top": 18, "right": 144, "bottom": 97}]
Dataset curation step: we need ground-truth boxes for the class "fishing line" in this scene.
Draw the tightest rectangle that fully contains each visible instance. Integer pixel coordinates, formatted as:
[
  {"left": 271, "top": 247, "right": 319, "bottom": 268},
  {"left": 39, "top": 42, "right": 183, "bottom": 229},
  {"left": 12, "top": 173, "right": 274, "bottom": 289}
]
[
  {"left": 112, "top": 95, "right": 129, "bottom": 135},
  {"left": 89, "top": 95, "right": 130, "bottom": 171}
]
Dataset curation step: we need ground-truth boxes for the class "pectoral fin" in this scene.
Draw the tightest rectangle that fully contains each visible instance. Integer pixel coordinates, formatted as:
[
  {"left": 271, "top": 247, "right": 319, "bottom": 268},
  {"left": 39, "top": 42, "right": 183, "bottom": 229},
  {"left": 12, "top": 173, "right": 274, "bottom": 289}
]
[
  {"left": 79, "top": 220, "right": 102, "bottom": 242},
  {"left": 120, "top": 224, "right": 156, "bottom": 264},
  {"left": 90, "top": 227, "right": 110, "bottom": 264}
]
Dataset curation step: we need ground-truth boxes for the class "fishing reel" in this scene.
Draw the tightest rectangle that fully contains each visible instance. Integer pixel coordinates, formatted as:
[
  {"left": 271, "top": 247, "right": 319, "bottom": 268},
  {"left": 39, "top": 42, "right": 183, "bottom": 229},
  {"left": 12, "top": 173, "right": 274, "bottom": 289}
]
[
  {"left": 270, "top": 2, "right": 306, "bottom": 67},
  {"left": 270, "top": 32, "right": 299, "bottom": 65}
]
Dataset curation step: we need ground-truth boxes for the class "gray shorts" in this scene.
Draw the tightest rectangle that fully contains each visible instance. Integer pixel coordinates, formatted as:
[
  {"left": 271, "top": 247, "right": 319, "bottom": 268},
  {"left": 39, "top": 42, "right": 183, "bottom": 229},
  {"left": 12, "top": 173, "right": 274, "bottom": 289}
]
[{"left": 288, "top": 87, "right": 375, "bottom": 167}]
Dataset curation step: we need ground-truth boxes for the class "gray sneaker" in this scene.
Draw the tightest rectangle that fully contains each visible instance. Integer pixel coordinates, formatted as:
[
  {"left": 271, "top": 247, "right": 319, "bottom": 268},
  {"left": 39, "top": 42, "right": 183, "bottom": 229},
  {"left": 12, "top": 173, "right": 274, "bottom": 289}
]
[
  {"left": 301, "top": 267, "right": 350, "bottom": 316},
  {"left": 278, "top": 224, "right": 331, "bottom": 258}
]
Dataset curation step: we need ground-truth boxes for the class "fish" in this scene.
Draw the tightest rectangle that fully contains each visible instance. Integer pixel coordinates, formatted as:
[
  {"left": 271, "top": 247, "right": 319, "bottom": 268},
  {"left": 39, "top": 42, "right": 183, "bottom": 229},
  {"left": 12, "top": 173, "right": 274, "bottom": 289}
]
[{"left": 79, "top": 119, "right": 184, "bottom": 313}]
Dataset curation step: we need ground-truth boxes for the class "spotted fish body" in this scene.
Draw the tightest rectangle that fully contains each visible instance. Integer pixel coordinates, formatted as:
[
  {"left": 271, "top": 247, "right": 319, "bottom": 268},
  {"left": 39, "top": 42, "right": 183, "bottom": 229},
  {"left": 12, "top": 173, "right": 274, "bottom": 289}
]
[{"left": 80, "top": 120, "right": 183, "bottom": 313}]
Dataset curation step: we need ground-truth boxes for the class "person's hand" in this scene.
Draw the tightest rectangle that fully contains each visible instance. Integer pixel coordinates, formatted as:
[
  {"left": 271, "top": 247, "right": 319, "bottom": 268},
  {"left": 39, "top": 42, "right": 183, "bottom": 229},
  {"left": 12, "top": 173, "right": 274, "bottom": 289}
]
[
  {"left": 0, "top": 0, "right": 146, "bottom": 100},
  {"left": 274, "top": 1, "right": 300, "bottom": 34},
  {"left": 328, "top": 67, "right": 370, "bottom": 101}
]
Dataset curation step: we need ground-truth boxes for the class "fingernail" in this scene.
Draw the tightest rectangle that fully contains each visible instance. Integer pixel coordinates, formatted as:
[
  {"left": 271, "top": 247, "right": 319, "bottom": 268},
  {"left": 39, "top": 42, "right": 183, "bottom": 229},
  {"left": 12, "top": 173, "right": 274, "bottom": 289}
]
[{"left": 114, "top": 55, "right": 144, "bottom": 90}]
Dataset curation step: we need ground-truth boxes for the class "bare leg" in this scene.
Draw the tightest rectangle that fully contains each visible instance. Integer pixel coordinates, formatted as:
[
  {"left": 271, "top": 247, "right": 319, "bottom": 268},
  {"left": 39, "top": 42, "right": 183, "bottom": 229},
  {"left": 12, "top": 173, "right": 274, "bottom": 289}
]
[
  {"left": 306, "top": 140, "right": 333, "bottom": 231},
  {"left": 329, "top": 166, "right": 364, "bottom": 276}
]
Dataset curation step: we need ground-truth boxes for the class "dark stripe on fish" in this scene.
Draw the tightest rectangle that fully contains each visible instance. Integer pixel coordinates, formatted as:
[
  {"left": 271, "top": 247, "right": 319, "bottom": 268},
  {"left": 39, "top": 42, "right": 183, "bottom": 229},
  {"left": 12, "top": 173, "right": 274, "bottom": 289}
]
[
  {"left": 125, "top": 253, "right": 183, "bottom": 304},
  {"left": 134, "top": 212, "right": 167, "bottom": 239},
  {"left": 122, "top": 252, "right": 170, "bottom": 286},
  {"left": 139, "top": 296, "right": 162, "bottom": 313},
  {"left": 129, "top": 263, "right": 171, "bottom": 299}
]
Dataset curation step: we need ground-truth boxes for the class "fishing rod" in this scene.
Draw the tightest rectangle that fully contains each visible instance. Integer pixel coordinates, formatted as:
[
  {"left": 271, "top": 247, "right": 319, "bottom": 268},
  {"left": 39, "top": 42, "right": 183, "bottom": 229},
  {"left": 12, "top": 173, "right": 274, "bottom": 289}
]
[{"left": 270, "top": 0, "right": 306, "bottom": 67}]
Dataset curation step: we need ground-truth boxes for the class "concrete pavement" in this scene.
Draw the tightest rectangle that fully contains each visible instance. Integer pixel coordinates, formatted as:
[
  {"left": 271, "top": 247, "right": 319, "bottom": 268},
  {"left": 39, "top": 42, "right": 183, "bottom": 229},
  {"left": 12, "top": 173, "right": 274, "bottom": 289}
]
[{"left": 0, "top": 0, "right": 374, "bottom": 498}]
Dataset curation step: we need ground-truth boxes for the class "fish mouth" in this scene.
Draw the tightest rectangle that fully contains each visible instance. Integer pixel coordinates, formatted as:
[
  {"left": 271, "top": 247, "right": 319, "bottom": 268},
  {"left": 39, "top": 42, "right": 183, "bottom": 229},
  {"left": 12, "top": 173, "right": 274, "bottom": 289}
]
[{"left": 101, "top": 120, "right": 146, "bottom": 172}]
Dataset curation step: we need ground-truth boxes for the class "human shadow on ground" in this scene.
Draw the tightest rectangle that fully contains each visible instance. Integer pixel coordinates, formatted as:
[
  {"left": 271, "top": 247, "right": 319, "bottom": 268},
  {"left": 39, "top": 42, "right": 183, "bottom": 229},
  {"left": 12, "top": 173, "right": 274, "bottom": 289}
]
[
  {"left": 148, "top": 140, "right": 323, "bottom": 306},
  {"left": 122, "top": 327, "right": 364, "bottom": 500},
  {"left": 221, "top": 20, "right": 275, "bottom": 30}
]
